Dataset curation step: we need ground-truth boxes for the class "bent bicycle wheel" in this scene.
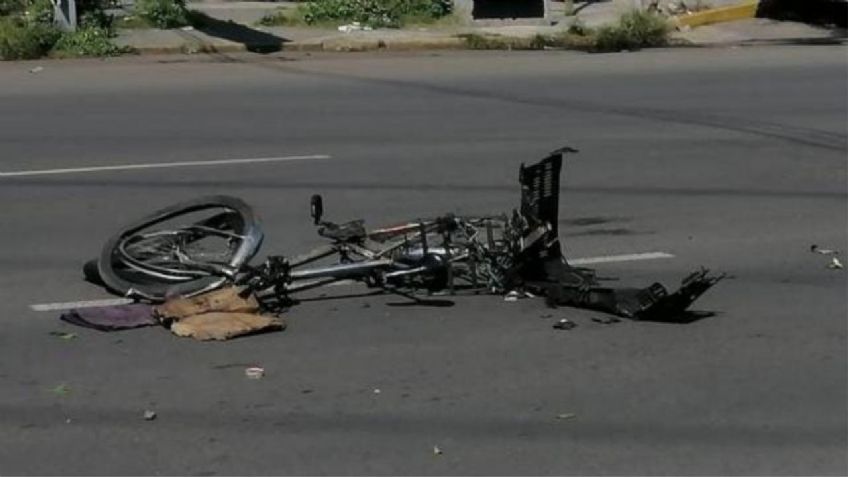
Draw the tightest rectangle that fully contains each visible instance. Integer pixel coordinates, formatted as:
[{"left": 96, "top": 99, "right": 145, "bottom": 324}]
[{"left": 96, "top": 196, "right": 263, "bottom": 302}]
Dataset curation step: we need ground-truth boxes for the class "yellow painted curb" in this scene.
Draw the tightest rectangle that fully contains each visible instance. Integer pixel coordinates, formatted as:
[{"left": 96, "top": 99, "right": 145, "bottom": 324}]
[{"left": 674, "top": 0, "right": 759, "bottom": 28}]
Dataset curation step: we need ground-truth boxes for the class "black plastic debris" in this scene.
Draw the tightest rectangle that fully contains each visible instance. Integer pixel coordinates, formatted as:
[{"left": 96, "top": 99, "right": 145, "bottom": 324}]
[{"left": 553, "top": 318, "right": 577, "bottom": 330}]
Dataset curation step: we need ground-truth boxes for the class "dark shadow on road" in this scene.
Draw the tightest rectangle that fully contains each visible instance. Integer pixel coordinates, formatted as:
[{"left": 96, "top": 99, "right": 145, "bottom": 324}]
[
  {"left": 188, "top": 11, "right": 287, "bottom": 53},
  {"left": 386, "top": 299, "right": 456, "bottom": 307}
]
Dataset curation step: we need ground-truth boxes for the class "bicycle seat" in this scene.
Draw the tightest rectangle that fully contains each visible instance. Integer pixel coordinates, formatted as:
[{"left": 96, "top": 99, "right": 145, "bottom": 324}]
[{"left": 318, "top": 220, "right": 367, "bottom": 242}]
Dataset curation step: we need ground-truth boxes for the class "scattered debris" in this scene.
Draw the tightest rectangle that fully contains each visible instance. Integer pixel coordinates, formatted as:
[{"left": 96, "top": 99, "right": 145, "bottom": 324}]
[
  {"left": 553, "top": 318, "right": 577, "bottom": 330},
  {"left": 155, "top": 287, "right": 285, "bottom": 341},
  {"left": 79, "top": 149, "right": 724, "bottom": 339},
  {"left": 143, "top": 410, "right": 157, "bottom": 421},
  {"left": 556, "top": 413, "right": 576, "bottom": 420},
  {"left": 48, "top": 331, "right": 78, "bottom": 340},
  {"left": 29, "top": 66, "right": 44, "bottom": 74},
  {"left": 591, "top": 316, "right": 621, "bottom": 325},
  {"left": 433, "top": 445, "right": 443, "bottom": 455},
  {"left": 811, "top": 244, "right": 840, "bottom": 255},
  {"left": 504, "top": 290, "right": 533, "bottom": 302},
  {"left": 338, "top": 22, "right": 373, "bottom": 33},
  {"left": 245, "top": 367, "right": 265, "bottom": 379},
  {"left": 828, "top": 257, "right": 844, "bottom": 270},
  {"left": 51, "top": 384, "right": 70, "bottom": 396},
  {"left": 59, "top": 303, "right": 156, "bottom": 331}
]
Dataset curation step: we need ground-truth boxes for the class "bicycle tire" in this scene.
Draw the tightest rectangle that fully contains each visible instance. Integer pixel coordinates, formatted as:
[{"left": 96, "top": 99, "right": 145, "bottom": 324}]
[{"left": 96, "top": 195, "right": 263, "bottom": 302}]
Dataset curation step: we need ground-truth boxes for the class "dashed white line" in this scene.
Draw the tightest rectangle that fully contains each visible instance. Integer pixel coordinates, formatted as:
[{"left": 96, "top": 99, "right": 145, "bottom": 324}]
[
  {"left": 0, "top": 154, "right": 331, "bottom": 178},
  {"left": 29, "top": 251, "right": 674, "bottom": 311}
]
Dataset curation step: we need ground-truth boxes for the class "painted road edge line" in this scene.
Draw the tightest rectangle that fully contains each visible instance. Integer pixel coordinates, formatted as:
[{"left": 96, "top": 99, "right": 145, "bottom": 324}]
[
  {"left": 570, "top": 251, "right": 674, "bottom": 265},
  {"left": 29, "top": 251, "right": 674, "bottom": 311},
  {"left": 31, "top": 298, "right": 135, "bottom": 312},
  {"left": 0, "top": 154, "right": 332, "bottom": 178}
]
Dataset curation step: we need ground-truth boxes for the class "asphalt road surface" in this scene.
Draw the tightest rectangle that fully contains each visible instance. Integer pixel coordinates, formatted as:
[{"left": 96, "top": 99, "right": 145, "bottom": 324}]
[{"left": 0, "top": 46, "right": 846, "bottom": 475}]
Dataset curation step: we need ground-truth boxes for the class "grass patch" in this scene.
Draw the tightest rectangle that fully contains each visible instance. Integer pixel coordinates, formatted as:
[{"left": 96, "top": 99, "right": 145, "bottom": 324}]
[
  {"left": 461, "top": 10, "right": 671, "bottom": 53},
  {"left": 594, "top": 9, "right": 670, "bottom": 52},
  {"left": 460, "top": 32, "right": 593, "bottom": 51},
  {"left": 51, "top": 26, "right": 132, "bottom": 57},
  {"left": 256, "top": 8, "right": 309, "bottom": 27},
  {"left": 0, "top": 16, "right": 60, "bottom": 59},
  {"left": 297, "top": 0, "right": 452, "bottom": 28},
  {"left": 134, "top": 0, "right": 189, "bottom": 29},
  {"left": 116, "top": 14, "right": 155, "bottom": 29}
]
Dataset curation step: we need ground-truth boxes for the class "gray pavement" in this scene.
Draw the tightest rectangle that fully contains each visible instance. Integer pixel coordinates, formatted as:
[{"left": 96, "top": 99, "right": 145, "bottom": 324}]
[{"left": 0, "top": 46, "right": 846, "bottom": 475}]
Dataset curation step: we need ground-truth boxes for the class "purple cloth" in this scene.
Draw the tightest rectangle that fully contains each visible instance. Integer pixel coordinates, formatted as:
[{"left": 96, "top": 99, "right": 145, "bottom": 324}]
[{"left": 60, "top": 303, "right": 157, "bottom": 331}]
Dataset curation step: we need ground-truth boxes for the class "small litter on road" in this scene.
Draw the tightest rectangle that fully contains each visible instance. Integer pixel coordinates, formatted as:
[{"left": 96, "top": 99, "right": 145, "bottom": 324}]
[
  {"left": 143, "top": 410, "right": 157, "bottom": 421},
  {"left": 245, "top": 367, "right": 265, "bottom": 379},
  {"left": 181, "top": 26, "right": 194, "bottom": 31},
  {"left": 338, "top": 22, "right": 372, "bottom": 33},
  {"left": 553, "top": 318, "right": 577, "bottom": 330},
  {"left": 811, "top": 244, "right": 840, "bottom": 255},
  {"left": 591, "top": 316, "right": 621, "bottom": 325},
  {"left": 29, "top": 66, "right": 44, "bottom": 74},
  {"left": 556, "top": 413, "right": 576, "bottom": 420},
  {"left": 504, "top": 290, "right": 533, "bottom": 302},
  {"left": 60, "top": 303, "right": 156, "bottom": 331},
  {"left": 828, "top": 257, "right": 844, "bottom": 270},
  {"left": 48, "top": 331, "right": 77, "bottom": 340},
  {"left": 155, "top": 287, "right": 285, "bottom": 341},
  {"left": 373, "top": 388, "right": 381, "bottom": 394},
  {"left": 433, "top": 445, "right": 443, "bottom": 455},
  {"left": 51, "top": 384, "right": 70, "bottom": 396}
]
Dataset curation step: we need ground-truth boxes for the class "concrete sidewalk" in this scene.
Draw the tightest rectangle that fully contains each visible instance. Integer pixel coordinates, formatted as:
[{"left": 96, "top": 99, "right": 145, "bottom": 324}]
[{"left": 113, "top": 0, "right": 847, "bottom": 54}]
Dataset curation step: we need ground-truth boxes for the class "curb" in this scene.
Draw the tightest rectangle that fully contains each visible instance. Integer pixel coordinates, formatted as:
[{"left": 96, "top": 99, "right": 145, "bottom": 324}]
[
  {"left": 674, "top": 1, "right": 759, "bottom": 28},
  {"left": 128, "top": 36, "right": 468, "bottom": 54}
]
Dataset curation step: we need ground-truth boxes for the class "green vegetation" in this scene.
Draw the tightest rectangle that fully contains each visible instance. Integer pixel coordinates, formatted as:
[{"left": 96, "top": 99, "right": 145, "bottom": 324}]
[
  {"left": 295, "top": 0, "right": 452, "bottom": 28},
  {"left": 461, "top": 32, "right": 592, "bottom": 51},
  {"left": 133, "top": 0, "right": 189, "bottom": 29},
  {"left": 257, "top": 8, "right": 308, "bottom": 27},
  {"left": 594, "top": 9, "right": 670, "bottom": 52},
  {"left": 52, "top": 25, "right": 130, "bottom": 57},
  {"left": 0, "top": 16, "right": 60, "bottom": 59},
  {"left": 0, "top": 0, "right": 131, "bottom": 60},
  {"left": 462, "top": 10, "right": 671, "bottom": 53}
]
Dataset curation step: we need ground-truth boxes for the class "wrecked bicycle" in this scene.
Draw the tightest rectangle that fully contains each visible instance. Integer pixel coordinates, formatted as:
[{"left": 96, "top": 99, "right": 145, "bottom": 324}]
[{"left": 85, "top": 148, "right": 724, "bottom": 321}]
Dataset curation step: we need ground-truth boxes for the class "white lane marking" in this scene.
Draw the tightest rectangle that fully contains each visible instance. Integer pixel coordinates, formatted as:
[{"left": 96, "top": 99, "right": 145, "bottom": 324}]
[
  {"left": 29, "top": 251, "right": 675, "bottom": 311},
  {"left": 570, "top": 251, "right": 675, "bottom": 265},
  {"left": 31, "top": 298, "right": 134, "bottom": 312},
  {"left": 0, "top": 154, "right": 331, "bottom": 178}
]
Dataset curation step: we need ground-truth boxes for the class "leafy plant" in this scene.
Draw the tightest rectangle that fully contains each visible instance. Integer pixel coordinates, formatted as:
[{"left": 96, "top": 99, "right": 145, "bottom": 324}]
[
  {"left": 52, "top": 25, "right": 129, "bottom": 56},
  {"left": 594, "top": 9, "right": 670, "bottom": 52},
  {"left": 134, "top": 0, "right": 189, "bottom": 29},
  {"left": 24, "top": 0, "right": 54, "bottom": 25},
  {"left": 0, "top": 0, "right": 25, "bottom": 16},
  {"left": 0, "top": 16, "right": 60, "bottom": 59},
  {"left": 300, "top": 0, "right": 452, "bottom": 28}
]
